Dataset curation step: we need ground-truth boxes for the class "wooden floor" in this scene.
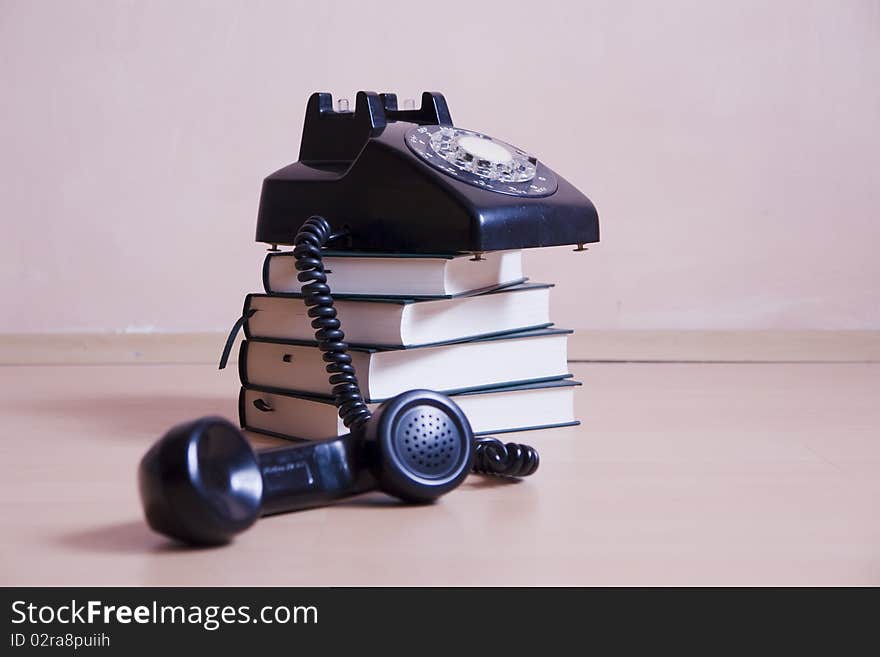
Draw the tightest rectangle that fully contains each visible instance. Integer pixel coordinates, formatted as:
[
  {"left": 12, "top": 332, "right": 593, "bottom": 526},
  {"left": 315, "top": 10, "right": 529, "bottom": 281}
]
[{"left": 0, "top": 361, "right": 877, "bottom": 586}]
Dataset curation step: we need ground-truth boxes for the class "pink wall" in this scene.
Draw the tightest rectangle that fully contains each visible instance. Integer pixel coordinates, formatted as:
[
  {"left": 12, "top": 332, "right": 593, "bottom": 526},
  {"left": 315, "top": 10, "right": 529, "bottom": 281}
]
[{"left": 1, "top": 0, "right": 877, "bottom": 332}]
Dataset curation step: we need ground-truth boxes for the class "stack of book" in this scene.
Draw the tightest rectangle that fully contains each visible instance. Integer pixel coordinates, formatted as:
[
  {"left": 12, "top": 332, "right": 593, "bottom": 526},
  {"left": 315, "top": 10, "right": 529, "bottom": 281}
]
[{"left": 232, "top": 249, "right": 580, "bottom": 441}]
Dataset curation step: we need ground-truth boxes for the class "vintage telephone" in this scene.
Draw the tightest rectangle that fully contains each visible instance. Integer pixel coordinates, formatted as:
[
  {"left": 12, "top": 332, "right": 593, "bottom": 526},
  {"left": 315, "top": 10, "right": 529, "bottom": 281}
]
[{"left": 138, "top": 91, "right": 599, "bottom": 545}]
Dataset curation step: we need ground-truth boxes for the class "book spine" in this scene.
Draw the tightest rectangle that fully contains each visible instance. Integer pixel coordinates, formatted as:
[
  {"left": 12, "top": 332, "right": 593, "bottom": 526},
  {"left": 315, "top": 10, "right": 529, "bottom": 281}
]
[
  {"left": 237, "top": 386, "right": 247, "bottom": 429},
  {"left": 241, "top": 295, "right": 254, "bottom": 340},
  {"left": 238, "top": 340, "right": 250, "bottom": 387},
  {"left": 262, "top": 252, "right": 272, "bottom": 294},
  {"left": 263, "top": 252, "right": 304, "bottom": 295}
]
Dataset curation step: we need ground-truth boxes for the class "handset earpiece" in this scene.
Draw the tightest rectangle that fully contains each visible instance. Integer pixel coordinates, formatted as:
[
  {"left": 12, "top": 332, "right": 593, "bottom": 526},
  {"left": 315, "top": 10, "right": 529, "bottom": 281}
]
[
  {"left": 361, "top": 389, "right": 473, "bottom": 503},
  {"left": 138, "top": 390, "right": 474, "bottom": 545}
]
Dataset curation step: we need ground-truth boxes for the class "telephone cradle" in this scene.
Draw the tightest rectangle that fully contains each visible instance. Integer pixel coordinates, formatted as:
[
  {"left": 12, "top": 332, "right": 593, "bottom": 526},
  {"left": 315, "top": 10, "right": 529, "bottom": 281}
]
[
  {"left": 256, "top": 91, "right": 599, "bottom": 253},
  {"left": 138, "top": 91, "right": 599, "bottom": 545}
]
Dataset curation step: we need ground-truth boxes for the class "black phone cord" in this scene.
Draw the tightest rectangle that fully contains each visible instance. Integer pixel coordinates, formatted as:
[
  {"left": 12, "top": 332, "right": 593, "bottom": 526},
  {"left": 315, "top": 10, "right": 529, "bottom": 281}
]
[
  {"left": 292, "top": 215, "right": 539, "bottom": 477},
  {"left": 293, "top": 216, "right": 372, "bottom": 433}
]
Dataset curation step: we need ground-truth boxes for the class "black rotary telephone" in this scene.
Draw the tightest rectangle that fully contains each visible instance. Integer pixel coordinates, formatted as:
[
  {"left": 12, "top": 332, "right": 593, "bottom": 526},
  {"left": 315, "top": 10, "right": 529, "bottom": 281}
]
[{"left": 138, "top": 91, "right": 599, "bottom": 546}]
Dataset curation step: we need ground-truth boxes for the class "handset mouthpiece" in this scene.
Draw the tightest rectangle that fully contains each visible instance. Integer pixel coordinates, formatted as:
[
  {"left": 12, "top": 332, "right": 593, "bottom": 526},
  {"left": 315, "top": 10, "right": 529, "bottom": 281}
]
[
  {"left": 138, "top": 417, "right": 371, "bottom": 545},
  {"left": 138, "top": 417, "right": 263, "bottom": 546}
]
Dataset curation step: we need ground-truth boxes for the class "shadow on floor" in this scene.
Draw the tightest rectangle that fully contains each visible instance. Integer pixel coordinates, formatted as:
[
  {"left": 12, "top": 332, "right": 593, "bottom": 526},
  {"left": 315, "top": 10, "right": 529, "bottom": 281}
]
[
  {"left": 462, "top": 475, "right": 524, "bottom": 490},
  {"left": 56, "top": 520, "right": 217, "bottom": 555},
  {"left": 59, "top": 493, "right": 406, "bottom": 556},
  {"left": 334, "top": 491, "right": 406, "bottom": 508}
]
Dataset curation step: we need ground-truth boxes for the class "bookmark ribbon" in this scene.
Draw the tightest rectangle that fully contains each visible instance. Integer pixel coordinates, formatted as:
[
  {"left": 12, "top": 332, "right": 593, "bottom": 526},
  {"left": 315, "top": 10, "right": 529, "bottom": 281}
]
[{"left": 218, "top": 308, "right": 256, "bottom": 370}]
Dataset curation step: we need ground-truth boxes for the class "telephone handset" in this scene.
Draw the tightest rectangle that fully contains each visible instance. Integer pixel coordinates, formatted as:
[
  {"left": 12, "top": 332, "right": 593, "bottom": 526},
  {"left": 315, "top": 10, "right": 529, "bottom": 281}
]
[
  {"left": 140, "top": 216, "right": 539, "bottom": 546},
  {"left": 138, "top": 91, "right": 597, "bottom": 546}
]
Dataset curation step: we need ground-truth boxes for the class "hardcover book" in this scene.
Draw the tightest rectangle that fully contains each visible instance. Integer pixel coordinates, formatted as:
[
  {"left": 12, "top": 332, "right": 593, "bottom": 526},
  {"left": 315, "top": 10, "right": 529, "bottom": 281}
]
[
  {"left": 240, "top": 379, "right": 581, "bottom": 441},
  {"left": 264, "top": 249, "right": 525, "bottom": 298},
  {"left": 242, "top": 283, "right": 553, "bottom": 347},
  {"left": 239, "top": 327, "right": 572, "bottom": 401}
]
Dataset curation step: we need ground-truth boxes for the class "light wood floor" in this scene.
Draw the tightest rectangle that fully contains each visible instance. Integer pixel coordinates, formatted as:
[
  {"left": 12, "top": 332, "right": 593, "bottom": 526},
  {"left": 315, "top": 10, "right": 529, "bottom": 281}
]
[{"left": 0, "top": 361, "right": 877, "bottom": 586}]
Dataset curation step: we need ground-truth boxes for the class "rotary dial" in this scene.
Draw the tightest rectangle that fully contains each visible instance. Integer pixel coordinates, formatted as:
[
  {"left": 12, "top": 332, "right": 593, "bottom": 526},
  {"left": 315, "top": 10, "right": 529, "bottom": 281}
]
[{"left": 406, "top": 126, "right": 557, "bottom": 197}]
